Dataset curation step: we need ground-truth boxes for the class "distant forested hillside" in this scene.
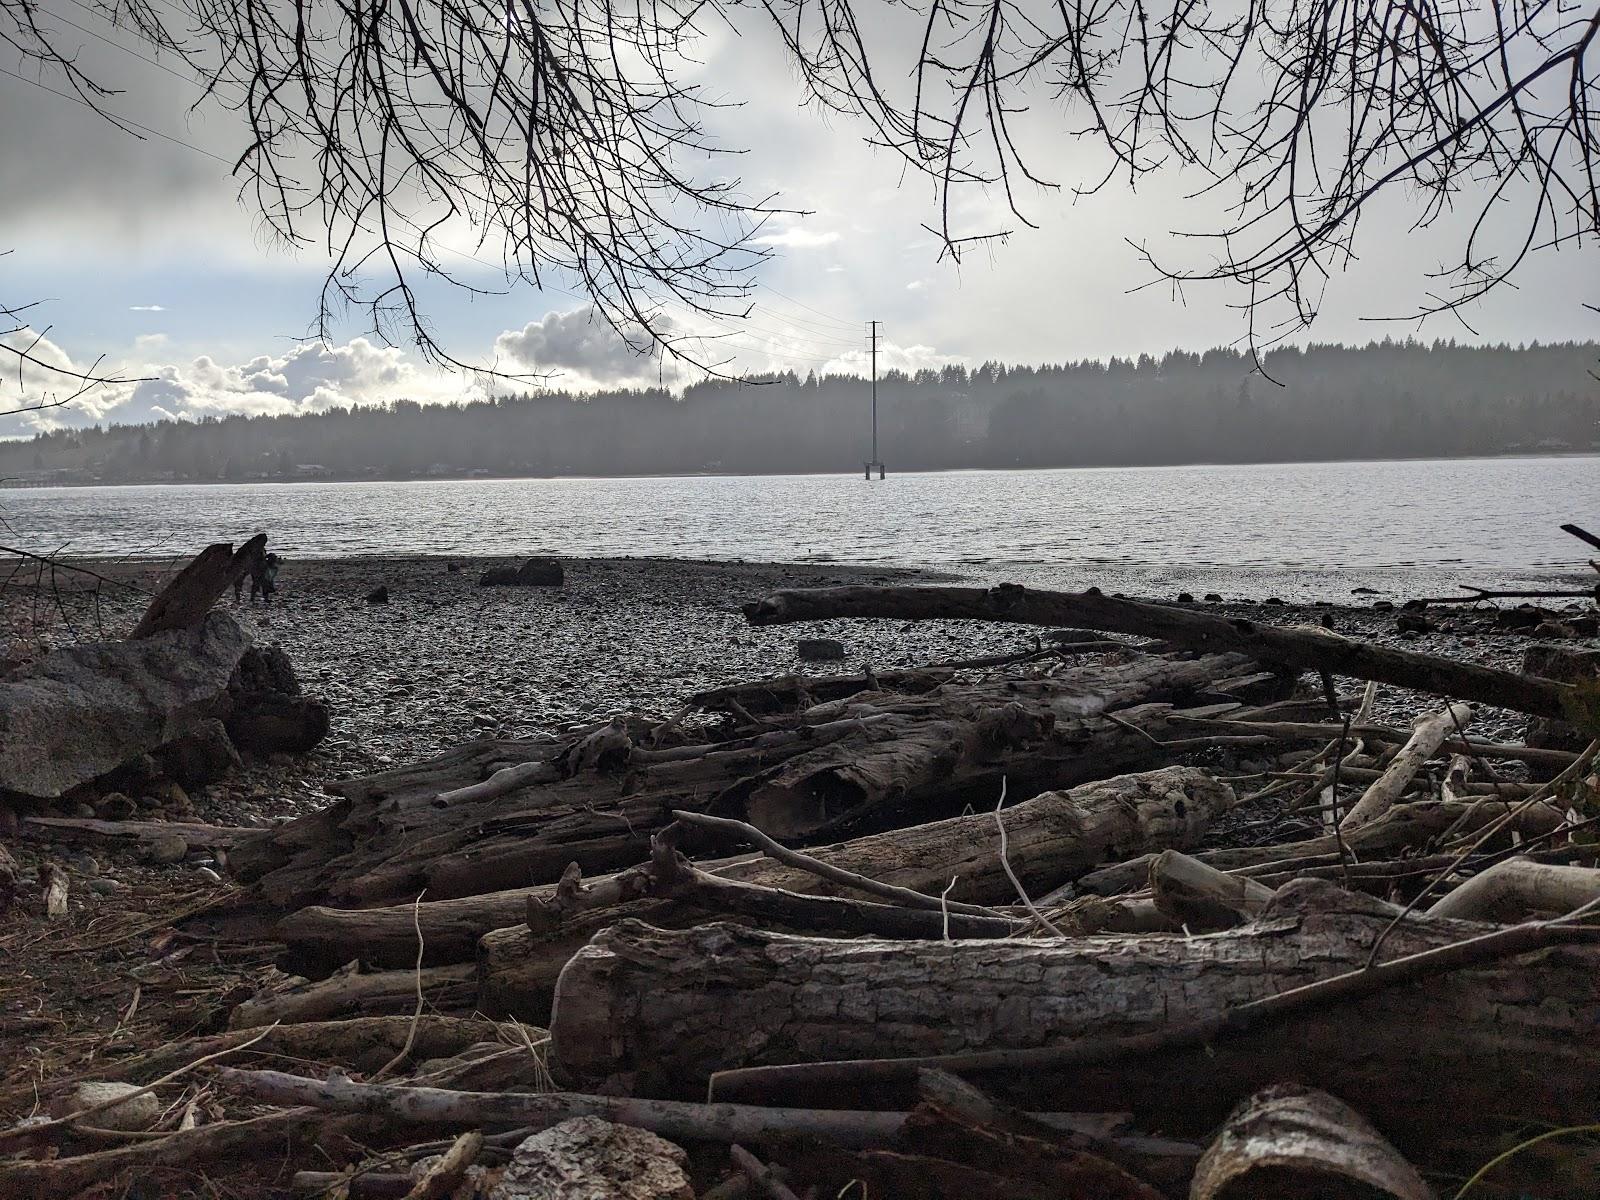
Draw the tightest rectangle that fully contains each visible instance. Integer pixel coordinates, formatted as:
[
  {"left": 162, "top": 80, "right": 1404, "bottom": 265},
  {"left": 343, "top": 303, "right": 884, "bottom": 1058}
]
[{"left": 4, "top": 339, "right": 1597, "bottom": 484}]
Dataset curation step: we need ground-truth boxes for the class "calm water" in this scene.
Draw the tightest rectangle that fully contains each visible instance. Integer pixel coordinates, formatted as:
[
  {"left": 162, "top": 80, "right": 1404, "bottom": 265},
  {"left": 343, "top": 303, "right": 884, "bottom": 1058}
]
[{"left": 4, "top": 457, "right": 1596, "bottom": 599}]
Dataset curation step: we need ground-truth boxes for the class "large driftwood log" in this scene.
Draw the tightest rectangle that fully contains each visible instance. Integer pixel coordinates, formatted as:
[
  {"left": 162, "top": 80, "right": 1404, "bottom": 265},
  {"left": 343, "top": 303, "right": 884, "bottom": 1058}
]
[
  {"left": 546, "top": 881, "right": 1600, "bottom": 1179},
  {"left": 1189, "top": 1084, "right": 1433, "bottom": 1200},
  {"left": 276, "top": 766, "right": 1234, "bottom": 970},
  {"left": 1146, "top": 850, "right": 1274, "bottom": 931},
  {"left": 238, "top": 652, "right": 1251, "bottom": 909},
  {"left": 743, "top": 584, "right": 1580, "bottom": 719},
  {"left": 130, "top": 536, "right": 265, "bottom": 639}
]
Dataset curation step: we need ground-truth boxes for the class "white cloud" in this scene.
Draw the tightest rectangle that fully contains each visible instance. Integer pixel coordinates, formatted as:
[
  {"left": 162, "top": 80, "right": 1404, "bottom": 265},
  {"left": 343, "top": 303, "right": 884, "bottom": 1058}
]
[
  {"left": 906, "top": 280, "right": 926, "bottom": 291},
  {"left": 1, "top": 333, "right": 485, "bottom": 433},
  {"left": 822, "top": 342, "right": 964, "bottom": 376},
  {"left": 129, "top": 305, "right": 166, "bottom": 312},
  {"left": 751, "top": 228, "right": 842, "bottom": 249}
]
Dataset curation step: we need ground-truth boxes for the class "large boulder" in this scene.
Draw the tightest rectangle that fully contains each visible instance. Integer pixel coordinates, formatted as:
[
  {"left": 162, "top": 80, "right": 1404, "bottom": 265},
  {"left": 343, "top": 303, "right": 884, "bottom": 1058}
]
[
  {"left": 225, "top": 644, "right": 328, "bottom": 755},
  {"left": 152, "top": 717, "right": 243, "bottom": 789},
  {"left": 0, "top": 611, "right": 250, "bottom": 802},
  {"left": 479, "top": 557, "right": 564, "bottom": 587}
]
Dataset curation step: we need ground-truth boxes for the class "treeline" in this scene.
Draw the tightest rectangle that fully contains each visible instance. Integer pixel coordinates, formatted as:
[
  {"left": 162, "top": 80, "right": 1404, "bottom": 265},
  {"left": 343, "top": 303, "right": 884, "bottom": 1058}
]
[{"left": 5, "top": 339, "right": 1598, "bottom": 483}]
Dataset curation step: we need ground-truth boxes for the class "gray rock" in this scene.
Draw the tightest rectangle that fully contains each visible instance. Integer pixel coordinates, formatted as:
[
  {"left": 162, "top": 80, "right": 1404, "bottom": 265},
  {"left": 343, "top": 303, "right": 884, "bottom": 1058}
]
[
  {"left": 0, "top": 612, "right": 250, "bottom": 801},
  {"left": 479, "top": 557, "right": 565, "bottom": 587},
  {"left": 796, "top": 637, "right": 846, "bottom": 661},
  {"left": 366, "top": 586, "right": 390, "bottom": 604},
  {"left": 144, "top": 832, "right": 190, "bottom": 865},
  {"left": 153, "top": 718, "right": 242, "bottom": 790},
  {"left": 49, "top": 1082, "right": 160, "bottom": 1131},
  {"left": 490, "top": 1118, "right": 692, "bottom": 1200},
  {"left": 228, "top": 695, "right": 330, "bottom": 754}
]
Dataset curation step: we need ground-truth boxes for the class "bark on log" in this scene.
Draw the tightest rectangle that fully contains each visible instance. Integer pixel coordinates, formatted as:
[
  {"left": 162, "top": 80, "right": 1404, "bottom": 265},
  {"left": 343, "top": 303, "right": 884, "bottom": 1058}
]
[
  {"left": 1147, "top": 850, "right": 1274, "bottom": 931},
  {"left": 239, "top": 653, "right": 1251, "bottom": 909},
  {"left": 1341, "top": 703, "right": 1474, "bottom": 829},
  {"left": 1427, "top": 857, "right": 1600, "bottom": 923},
  {"left": 1189, "top": 1084, "right": 1433, "bottom": 1200},
  {"left": 743, "top": 584, "right": 1579, "bottom": 720},
  {"left": 130, "top": 537, "right": 264, "bottom": 639},
  {"left": 228, "top": 963, "right": 477, "bottom": 1028},
  {"left": 277, "top": 766, "right": 1234, "bottom": 970},
  {"left": 546, "top": 881, "right": 1600, "bottom": 1182}
]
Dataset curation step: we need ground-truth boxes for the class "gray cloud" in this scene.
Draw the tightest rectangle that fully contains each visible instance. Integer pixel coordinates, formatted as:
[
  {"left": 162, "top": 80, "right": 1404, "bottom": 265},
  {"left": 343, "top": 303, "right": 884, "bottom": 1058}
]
[{"left": 494, "top": 306, "right": 680, "bottom": 385}]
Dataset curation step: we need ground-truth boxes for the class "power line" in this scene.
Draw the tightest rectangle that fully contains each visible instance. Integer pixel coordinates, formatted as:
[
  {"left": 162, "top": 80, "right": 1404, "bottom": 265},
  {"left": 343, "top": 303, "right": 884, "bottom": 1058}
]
[{"left": 0, "top": 63, "right": 231, "bottom": 164}]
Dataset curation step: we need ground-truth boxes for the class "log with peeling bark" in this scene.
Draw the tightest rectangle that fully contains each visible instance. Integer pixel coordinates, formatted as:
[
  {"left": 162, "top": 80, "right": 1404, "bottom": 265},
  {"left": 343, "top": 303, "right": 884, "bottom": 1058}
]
[
  {"left": 1189, "top": 1084, "right": 1433, "bottom": 1200},
  {"left": 274, "top": 766, "right": 1234, "bottom": 971},
  {"left": 236, "top": 651, "right": 1252, "bottom": 909},
  {"left": 742, "top": 583, "right": 1581, "bottom": 719},
  {"left": 546, "top": 880, "right": 1600, "bottom": 1181}
]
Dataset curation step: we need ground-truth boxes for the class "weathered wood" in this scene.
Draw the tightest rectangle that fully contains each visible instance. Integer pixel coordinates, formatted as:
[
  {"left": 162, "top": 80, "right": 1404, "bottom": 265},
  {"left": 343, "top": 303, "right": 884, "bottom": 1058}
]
[
  {"left": 1189, "top": 1084, "right": 1433, "bottom": 1200},
  {"left": 228, "top": 963, "right": 477, "bottom": 1028},
  {"left": 1147, "top": 850, "right": 1274, "bottom": 931},
  {"left": 130, "top": 537, "right": 263, "bottom": 639},
  {"left": 21, "top": 816, "right": 261, "bottom": 849},
  {"left": 1074, "top": 799, "right": 1563, "bottom": 896},
  {"left": 545, "top": 881, "right": 1600, "bottom": 1182},
  {"left": 241, "top": 653, "right": 1250, "bottom": 909},
  {"left": 1342, "top": 703, "right": 1474, "bottom": 828},
  {"left": 1428, "top": 857, "right": 1600, "bottom": 923},
  {"left": 743, "top": 584, "right": 1580, "bottom": 719},
  {"left": 278, "top": 766, "right": 1235, "bottom": 969}
]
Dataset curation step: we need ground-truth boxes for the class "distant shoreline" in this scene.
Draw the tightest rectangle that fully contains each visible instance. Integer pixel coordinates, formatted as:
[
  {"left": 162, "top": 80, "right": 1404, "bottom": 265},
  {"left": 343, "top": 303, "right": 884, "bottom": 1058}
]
[{"left": 2, "top": 447, "right": 1595, "bottom": 490}]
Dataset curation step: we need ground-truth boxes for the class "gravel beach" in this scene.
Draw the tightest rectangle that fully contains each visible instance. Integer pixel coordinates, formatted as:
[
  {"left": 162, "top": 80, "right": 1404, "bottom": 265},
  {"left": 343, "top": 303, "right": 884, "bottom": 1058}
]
[{"left": 9, "top": 552, "right": 1572, "bottom": 831}]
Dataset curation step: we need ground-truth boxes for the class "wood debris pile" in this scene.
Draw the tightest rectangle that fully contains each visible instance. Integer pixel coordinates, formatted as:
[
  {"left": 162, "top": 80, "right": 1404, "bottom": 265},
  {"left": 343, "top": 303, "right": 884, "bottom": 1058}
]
[{"left": 6, "top": 577, "right": 1600, "bottom": 1199}]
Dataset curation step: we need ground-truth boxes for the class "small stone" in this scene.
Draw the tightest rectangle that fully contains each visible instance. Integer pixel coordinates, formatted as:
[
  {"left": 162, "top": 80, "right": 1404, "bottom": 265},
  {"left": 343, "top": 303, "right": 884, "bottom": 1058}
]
[
  {"left": 1372, "top": 600, "right": 1395, "bottom": 612},
  {"left": 143, "top": 832, "right": 189, "bottom": 865},
  {"left": 1399, "top": 629, "right": 1421, "bottom": 641},
  {"left": 93, "top": 792, "right": 137, "bottom": 820},
  {"left": 1263, "top": 597, "right": 1285, "bottom": 606},
  {"left": 194, "top": 866, "right": 223, "bottom": 883},
  {"left": 1177, "top": 592, "right": 1195, "bottom": 603},
  {"left": 49, "top": 1082, "right": 160, "bottom": 1132},
  {"left": 796, "top": 637, "right": 846, "bottom": 662},
  {"left": 366, "top": 586, "right": 390, "bottom": 604},
  {"left": 88, "top": 878, "right": 126, "bottom": 895},
  {"left": 1395, "top": 612, "right": 1431, "bottom": 634},
  {"left": 1204, "top": 593, "right": 1223, "bottom": 602}
]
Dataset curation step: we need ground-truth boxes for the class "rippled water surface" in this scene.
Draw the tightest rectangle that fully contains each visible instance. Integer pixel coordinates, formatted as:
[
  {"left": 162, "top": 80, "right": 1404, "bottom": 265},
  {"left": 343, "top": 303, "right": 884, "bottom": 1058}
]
[{"left": 5, "top": 456, "right": 1596, "bottom": 597}]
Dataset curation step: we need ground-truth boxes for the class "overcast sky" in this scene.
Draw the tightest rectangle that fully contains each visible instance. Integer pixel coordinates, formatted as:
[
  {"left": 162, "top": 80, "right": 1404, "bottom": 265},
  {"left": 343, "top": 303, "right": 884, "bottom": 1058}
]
[{"left": 3, "top": 5, "right": 1598, "bottom": 435}]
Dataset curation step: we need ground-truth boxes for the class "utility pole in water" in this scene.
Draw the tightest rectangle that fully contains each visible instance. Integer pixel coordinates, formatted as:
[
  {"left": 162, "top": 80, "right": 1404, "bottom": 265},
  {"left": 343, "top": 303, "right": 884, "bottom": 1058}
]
[{"left": 865, "top": 319, "right": 884, "bottom": 480}]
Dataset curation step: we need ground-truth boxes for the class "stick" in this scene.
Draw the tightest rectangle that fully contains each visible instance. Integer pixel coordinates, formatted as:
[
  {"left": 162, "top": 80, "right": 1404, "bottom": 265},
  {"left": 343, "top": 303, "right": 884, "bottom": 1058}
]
[
  {"left": 1342, "top": 703, "right": 1475, "bottom": 829},
  {"left": 731, "top": 1145, "right": 803, "bottom": 1200},
  {"left": 669, "top": 810, "right": 1007, "bottom": 919},
  {"left": 403, "top": 1129, "right": 482, "bottom": 1200},
  {"left": 743, "top": 585, "right": 1578, "bottom": 718}
]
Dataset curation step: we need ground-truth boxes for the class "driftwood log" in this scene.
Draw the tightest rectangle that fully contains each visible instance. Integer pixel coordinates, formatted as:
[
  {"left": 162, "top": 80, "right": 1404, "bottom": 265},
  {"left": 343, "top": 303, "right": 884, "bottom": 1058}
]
[
  {"left": 130, "top": 536, "right": 265, "bottom": 639},
  {"left": 237, "top": 651, "right": 1254, "bottom": 910},
  {"left": 546, "top": 881, "right": 1600, "bottom": 1183},
  {"left": 1188, "top": 1084, "right": 1433, "bottom": 1200},
  {"left": 742, "top": 584, "right": 1580, "bottom": 720},
  {"left": 272, "top": 766, "right": 1234, "bottom": 971}
]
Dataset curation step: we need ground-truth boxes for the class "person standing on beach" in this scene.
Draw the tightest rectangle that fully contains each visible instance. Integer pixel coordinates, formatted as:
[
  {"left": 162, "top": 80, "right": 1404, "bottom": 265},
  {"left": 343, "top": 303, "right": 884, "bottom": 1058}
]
[{"left": 251, "top": 552, "right": 283, "bottom": 604}]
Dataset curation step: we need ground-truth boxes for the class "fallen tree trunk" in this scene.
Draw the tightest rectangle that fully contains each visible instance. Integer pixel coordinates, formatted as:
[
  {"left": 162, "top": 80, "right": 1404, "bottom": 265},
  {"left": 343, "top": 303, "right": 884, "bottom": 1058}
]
[
  {"left": 1188, "top": 1084, "right": 1433, "bottom": 1200},
  {"left": 238, "top": 652, "right": 1252, "bottom": 909},
  {"left": 546, "top": 880, "right": 1600, "bottom": 1180},
  {"left": 743, "top": 584, "right": 1580, "bottom": 720},
  {"left": 275, "top": 766, "right": 1235, "bottom": 970}
]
